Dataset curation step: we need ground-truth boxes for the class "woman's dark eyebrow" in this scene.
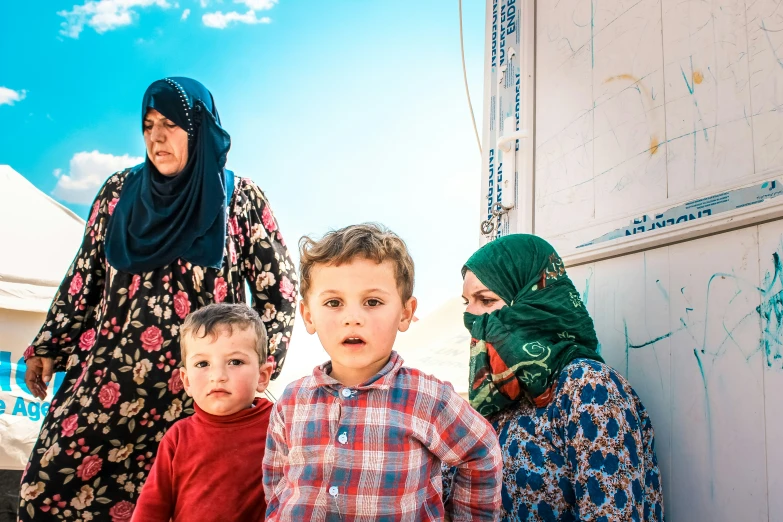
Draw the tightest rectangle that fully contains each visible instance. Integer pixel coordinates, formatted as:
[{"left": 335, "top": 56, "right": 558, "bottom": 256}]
[{"left": 143, "top": 115, "right": 167, "bottom": 124}]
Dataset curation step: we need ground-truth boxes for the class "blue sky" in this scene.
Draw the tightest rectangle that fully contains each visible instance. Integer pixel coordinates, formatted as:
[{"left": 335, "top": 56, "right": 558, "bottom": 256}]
[{"left": 1, "top": 0, "right": 486, "bottom": 382}]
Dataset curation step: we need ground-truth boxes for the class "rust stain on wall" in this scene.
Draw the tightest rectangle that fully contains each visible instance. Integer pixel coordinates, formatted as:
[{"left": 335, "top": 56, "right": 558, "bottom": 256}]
[{"left": 650, "top": 136, "right": 660, "bottom": 155}]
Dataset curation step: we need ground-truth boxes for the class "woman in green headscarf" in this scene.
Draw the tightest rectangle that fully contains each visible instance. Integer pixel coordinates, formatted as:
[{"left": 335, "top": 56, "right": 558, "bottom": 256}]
[{"left": 442, "top": 235, "right": 664, "bottom": 521}]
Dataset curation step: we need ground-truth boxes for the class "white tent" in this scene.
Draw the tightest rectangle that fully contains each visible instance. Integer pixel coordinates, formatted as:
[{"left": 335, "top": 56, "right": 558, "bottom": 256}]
[
  {"left": 394, "top": 297, "right": 471, "bottom": 397},
  {"left": 0, "top": 165, "right": 84, "bottom": 469},
  {"left": 0, "top": 165, "right": 85, "bottom": 313}
]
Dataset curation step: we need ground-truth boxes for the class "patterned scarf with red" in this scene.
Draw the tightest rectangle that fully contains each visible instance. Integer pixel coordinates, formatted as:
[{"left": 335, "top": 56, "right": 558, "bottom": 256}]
[{"left": 463, "top": 234, "right": 603, "bottom": 417}]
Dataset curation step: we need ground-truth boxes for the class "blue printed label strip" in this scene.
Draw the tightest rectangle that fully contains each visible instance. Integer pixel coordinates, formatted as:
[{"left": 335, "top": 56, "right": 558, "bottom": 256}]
[
  {"left": 577, "top": 180, "right": 783, "bottom": 248},
  {"left": 484, "top": 0, "right": 520, "bottom": 238}
]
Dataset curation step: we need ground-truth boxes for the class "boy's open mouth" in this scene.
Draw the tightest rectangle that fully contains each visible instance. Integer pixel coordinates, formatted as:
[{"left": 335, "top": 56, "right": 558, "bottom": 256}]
[{"left": 342, "top": 335, "right": 366, "bottom": 347}]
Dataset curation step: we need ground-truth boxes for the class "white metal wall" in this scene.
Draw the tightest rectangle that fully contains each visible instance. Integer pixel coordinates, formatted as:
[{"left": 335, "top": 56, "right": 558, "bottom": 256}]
[
  {"left": 480, "top": 1, "right": 783, "bottom": 520},
  {"left": 567, "top": 222, "right": 782, "bottom": 521}
]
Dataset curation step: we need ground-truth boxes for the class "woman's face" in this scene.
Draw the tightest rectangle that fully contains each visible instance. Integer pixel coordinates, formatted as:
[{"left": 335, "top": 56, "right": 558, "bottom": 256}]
[
  {"left": 462, "top": 270, "right": 507, "bottom": 315},
  {"left": 143, "top": 108, "right": 188, "bottom": 176}
]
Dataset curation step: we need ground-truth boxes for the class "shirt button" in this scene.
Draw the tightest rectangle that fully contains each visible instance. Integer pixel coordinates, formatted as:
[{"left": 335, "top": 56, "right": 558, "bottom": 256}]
[
  {"left": 329, "top": 486, "right": 339, "bottom": 497},
  {"left": 338, "top": 433, "right": 348, "bottom": 444},
  {"left": 341, "top": 388, "right": 352, "bottom": 398}
]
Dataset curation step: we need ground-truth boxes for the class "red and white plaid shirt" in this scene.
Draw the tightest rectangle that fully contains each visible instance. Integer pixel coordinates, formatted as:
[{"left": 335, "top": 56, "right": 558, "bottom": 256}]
[{"left": 263, "top": 351, "right": 502, "bottom": 521}]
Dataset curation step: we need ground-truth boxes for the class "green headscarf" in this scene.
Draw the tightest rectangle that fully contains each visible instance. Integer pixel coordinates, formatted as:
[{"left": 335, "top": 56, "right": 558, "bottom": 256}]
[{"left": 464, "top": 234, "right": 603, "bottom": 417}]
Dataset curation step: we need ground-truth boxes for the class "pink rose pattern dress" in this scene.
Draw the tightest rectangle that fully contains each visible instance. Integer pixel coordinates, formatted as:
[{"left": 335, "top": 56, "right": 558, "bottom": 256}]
[{"left": 18, "top": 169, "right": 297, "bottom": 521}]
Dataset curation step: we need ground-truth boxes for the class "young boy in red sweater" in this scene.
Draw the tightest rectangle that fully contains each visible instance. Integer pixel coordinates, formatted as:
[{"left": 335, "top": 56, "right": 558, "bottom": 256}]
[{"left": 132, "top": 303, "right": 274, "bottom": 522}]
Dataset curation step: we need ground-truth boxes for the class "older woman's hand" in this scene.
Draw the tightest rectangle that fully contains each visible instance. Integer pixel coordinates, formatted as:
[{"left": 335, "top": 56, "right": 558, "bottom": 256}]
[{"left": 24, "top": 356, "right": 54, "bottom": 400}]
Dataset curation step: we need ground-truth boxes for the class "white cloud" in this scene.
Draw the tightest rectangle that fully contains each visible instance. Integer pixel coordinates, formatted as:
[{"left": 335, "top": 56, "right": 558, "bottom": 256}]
[
  {"left": 202, "top": 9, "right": 270, "bottom": 28},
  {"left": 199, "top": 0, "right": 209, "bottom": 6},
  {"left": 53, "top": 151, "right": 144, "bottom": 204},
  {"left": 234, "top": 0, "right": 276, "bottom": 9},
  {"left": 0, "top": 87, "right": 27, "bottom": 106},
  {"left": 181, "top": 7, "right": 190, "bottom": 19},
  {"left": 58, "top": 0, "right": 171, "bottom": 38}
]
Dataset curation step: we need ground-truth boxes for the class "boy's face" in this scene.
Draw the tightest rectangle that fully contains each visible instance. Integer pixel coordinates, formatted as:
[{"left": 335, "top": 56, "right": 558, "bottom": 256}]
[
  {"left": 180, "top": 326, "right": 271, "bottom": 416},
  {"left": 300, "top": 258, "right": 417, "bottom": 387}
]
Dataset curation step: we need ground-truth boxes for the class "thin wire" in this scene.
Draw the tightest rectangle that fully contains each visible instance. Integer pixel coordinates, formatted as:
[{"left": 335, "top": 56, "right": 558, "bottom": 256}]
[{"left": 459, "top": 0, "right": 482, "bottom": 155}]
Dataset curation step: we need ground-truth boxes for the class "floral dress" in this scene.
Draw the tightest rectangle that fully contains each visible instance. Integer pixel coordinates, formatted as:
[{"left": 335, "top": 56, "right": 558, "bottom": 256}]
[
  {"left": 18, "top": 169, "right": 297, "bottom": 522},
  {"left": 443, "top": 359, "right": 664, "bottom": 522}
]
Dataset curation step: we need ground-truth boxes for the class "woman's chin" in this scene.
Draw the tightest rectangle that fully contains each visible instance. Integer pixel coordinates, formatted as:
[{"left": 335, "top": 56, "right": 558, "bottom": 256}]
[{"left": 154, "top": 164, "right": 180, "bottom": 177}]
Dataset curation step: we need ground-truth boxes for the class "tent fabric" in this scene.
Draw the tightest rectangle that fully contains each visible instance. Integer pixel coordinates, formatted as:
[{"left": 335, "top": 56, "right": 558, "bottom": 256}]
[
  {"left": 0, "top": 166, "right": 84, "bottom": 470},
  {"left": 0, "top": 165, "right": 85, "bottom": 313},
  {"left": 394, "top": 297, "right": 470, "bottom": 397}
]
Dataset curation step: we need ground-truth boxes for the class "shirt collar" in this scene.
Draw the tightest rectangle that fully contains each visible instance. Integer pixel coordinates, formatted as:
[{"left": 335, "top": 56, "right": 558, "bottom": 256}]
[{"left": 307, "top": 351, "right": 405, "bottom": 391}]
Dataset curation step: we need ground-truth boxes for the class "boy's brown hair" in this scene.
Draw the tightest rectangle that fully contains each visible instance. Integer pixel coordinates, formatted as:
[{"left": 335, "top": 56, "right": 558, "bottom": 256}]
[
  {"left": 179, "top": 303, "right": 268, "bottom": 363},
  {"left": 298, "top": 223, "right": 415, "bottom": 302}
]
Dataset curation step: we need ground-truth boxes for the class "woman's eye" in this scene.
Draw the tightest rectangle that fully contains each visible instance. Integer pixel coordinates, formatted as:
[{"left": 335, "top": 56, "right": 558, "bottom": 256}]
[
  {"left": 325, "top": 299, "right": 341, "bottom": 308},
  {"left": 165, "top": 121, "right": 177, "bottom": 128},
  {"left": 481, "top": 299, "right": 496, "bottom": 306},
  {"left": 143, "top": 125, "right": 152, "bottom": 131}
]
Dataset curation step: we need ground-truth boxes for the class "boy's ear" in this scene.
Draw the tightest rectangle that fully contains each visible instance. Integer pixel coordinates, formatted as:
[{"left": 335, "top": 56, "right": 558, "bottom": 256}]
[
  {"left": 398, "top": 296, "right": 418, "bottom": 333},
  {"left": 256, "top": 362, "right": 272, "bottom": 393},
  {"left": 179, "top": 366, "right": 191, "bottom": 394},
  {"left": 300, "top": 300, "right": 317, "bottom": 335}
]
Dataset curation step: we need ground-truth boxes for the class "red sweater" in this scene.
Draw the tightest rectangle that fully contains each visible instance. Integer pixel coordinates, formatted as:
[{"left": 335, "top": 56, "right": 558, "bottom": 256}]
[{"left": 132, "top": 398, "right": 273, "bottom": 522}]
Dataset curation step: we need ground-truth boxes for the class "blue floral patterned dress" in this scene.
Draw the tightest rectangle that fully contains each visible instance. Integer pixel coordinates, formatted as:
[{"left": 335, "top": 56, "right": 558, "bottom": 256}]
[{"left": 444, "top": 359, "right": 664, "bottom": 521}]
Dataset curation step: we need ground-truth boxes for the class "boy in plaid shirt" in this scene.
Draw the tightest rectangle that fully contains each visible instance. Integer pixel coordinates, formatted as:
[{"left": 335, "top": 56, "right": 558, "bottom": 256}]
[{"left": 263, "top": 224, "right": 502, "bottom": 521}]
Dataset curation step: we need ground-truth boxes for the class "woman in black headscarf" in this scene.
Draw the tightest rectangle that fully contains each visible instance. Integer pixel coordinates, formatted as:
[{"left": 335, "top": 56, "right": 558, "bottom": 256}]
[{"left": 19, "top": 77, "right": 297, "bottom": 521}]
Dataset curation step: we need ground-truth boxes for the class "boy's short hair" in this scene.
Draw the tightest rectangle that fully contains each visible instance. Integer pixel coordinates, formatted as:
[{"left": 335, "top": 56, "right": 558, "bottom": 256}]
[
  {"left": 298, "top": 223, "right": 415, "bottom": 302},
  {"left": 179, "top": 303, "right": 268, "bottom": 363}
]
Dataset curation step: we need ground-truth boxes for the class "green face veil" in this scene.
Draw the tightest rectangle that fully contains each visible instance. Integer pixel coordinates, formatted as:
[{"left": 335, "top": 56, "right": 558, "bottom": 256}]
[{"left": 463, "top": 234, "right": 603, "bottom": 417}]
